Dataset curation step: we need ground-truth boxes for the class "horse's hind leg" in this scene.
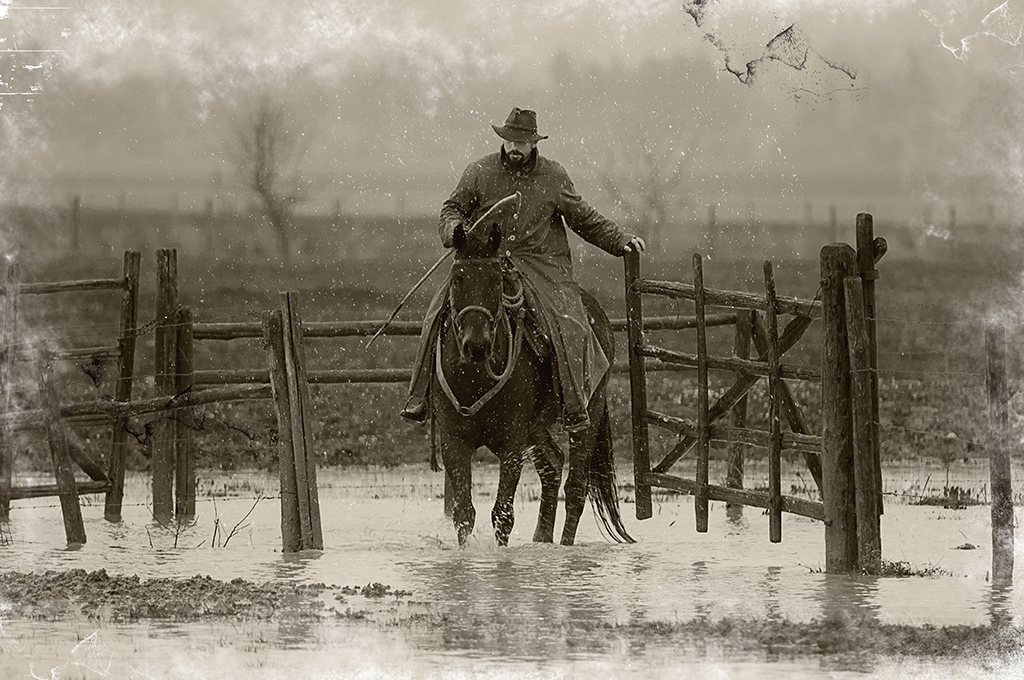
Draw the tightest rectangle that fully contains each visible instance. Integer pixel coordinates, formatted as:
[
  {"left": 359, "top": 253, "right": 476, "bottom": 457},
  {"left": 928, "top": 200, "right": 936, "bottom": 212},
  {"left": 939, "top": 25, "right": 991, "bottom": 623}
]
[
  {"left": 492, "top": 450, "right": 525, "bottom": 546},
  {"left": 560, "top": 425, "right": 599, "bottom": 546},
  {"left": 441, "top": 438, "right": 476, "bottom": 546},
  {"left": 530, "top": 428, "right": 563, "bottom": 543}
]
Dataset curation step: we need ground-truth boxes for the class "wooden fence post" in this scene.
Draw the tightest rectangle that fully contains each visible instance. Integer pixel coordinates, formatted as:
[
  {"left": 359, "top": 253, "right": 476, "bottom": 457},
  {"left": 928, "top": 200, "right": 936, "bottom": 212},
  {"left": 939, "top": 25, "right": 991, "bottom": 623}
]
[
  {"left": 263, "top": 310, "right": 302, "bottom": 553},
  {"left": 1, "top": 262, "right": 20, "bottom": 520},
  {"left": 175, "top": 307, "right": 196, "bottom": 518},
  {"left": 35, "top": 350, "right": 87, "bottom": 545},
  {"left": 153, "top": 248, "right": 178, "bottom": 524},
  {"left": 726, "top": 309, "right": 753, "bottom": 501},
  {"left": 987, "top": 325, "right": 1014, "bottom": 585},
  {"left": 280, "top": 292, "right": 323, "bottom": 550},
  {"left": 844, "top": 275, "right": 882, "bottom": 574},
  {"left": 820, "top": 243, "right": 858, "bottom": 573},
  {"left": 105, "top": 251, "right": 140, "bottom": 522},
  {"left": 764, "top": 261, "right": 783, "bottom": 543},
  {"left": 693, "top": 254, "right": 710, "bottom": 532},
  {"left": 856, "top": 214, "right": 884, "bottom": 518},
  {"left": 624, "top": 251, "right": 652, "bottom": 520}
]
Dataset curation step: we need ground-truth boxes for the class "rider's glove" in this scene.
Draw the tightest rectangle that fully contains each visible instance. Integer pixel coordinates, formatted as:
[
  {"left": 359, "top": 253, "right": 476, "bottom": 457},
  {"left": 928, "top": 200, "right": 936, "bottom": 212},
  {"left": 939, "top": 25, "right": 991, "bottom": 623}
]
[{"left": 441, "top": 218, "right": 466, "bottom": 248}]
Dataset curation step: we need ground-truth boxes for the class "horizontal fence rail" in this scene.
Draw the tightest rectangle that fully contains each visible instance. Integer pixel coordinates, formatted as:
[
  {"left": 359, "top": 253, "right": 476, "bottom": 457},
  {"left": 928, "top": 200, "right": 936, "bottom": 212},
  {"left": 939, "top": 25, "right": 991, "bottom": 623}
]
[
  {"left": 624, "top": 249, "right": 828, "bottom": 545},
  {"left": 0, "top": 278, "right": 127, "bottom": 296},
  {"left": 191, "top": 314, "right": 738, "bottom": 341},
  {"left": 638, "top": 280, "right": 821, "bottom": 319},
  {"left": 643, "top": 471, "right": 826, "bottom": 522}
]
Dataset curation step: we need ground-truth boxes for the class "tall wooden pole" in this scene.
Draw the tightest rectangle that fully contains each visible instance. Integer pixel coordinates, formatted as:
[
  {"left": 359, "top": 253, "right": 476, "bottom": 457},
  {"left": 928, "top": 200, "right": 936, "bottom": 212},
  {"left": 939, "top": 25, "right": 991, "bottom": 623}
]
[
  {"left": 845, "top": 275, "right": 881, "bottom": 574},
  {"left": 820, "top": 243, "right": 858, "bottom": 573},
  {"left": 624, "top": 251, "right": 652, "bottom": 520},
  {"left": 153, "top": 248, "right": 178, "bottom": 524},
  {"left": 1, "top": 262, "right": 20, "bottom": 520},
  {"left": 36, "top": 351, "right": 87, "bottom": 545},
  {"left": 105, "top": 251, "right": 140, "bottom": 522},
  {"left": 856, "top": 214, "right": 884, "bottom": 517},
  {"left": 281, "top": 292, "right": 323, "bottom": 550},
  {"left": 263, "top": 310, "right": 301, "bottom": 552},
  {"left": 764, "top": 261, "right": 783, "bottom": 543},
  {"left": 987, "top": 325, "right": 1014, "bottom": 585},
  {"left": 175, "top": 307, "right": 196, "bottom": 519},
  {"left": 693, "top": 254, "right": 709, "bottom": 532},
  {"left": 726, "top": 310, "right": 753, "bottom": 500}
]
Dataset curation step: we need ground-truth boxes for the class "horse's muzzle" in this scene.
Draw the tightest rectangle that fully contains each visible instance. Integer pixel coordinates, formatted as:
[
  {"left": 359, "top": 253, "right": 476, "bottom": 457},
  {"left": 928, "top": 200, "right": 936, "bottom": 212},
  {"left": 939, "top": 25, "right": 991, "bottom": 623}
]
[{"left": 459, "top": 325, "right": 493, "bottom": 362}]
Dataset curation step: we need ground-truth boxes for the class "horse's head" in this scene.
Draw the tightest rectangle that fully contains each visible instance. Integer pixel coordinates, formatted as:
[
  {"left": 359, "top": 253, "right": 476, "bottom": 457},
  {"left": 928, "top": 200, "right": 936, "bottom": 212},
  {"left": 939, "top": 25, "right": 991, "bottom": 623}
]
[{"left": 449, "top": 220, "right": 503, "bottom": 362}]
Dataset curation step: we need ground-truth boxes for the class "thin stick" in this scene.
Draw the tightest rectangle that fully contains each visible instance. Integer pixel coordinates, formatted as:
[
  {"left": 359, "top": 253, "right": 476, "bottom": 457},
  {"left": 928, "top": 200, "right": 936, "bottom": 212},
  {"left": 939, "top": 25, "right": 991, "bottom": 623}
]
[{"left": 365, "top": 191, "right": 521, "bottom": 347}]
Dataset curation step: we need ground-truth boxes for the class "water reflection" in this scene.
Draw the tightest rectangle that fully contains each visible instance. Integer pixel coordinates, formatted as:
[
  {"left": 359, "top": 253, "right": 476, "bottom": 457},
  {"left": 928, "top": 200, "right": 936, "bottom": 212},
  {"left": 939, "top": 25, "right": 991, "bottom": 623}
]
[
  {"left": 396, "top": 546, "right": 628, "bottom": 658},
  {"left": 764, "top": 566, "right": 783, "bottom": 623},
  {"left": 274, "top": 550, "right": 324, "bottom": 582},
  {"left": 818, "top": 574, "right": 881, "bottom": 624},
  {"left": 989, "top": 582, "right": 1015, "bottom": 628}
]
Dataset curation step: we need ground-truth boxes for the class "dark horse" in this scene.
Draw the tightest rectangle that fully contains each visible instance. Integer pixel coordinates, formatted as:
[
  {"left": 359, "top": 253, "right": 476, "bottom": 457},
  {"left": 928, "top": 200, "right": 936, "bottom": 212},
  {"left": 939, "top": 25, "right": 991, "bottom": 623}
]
[{"left": 433, "top": 220, "right": 634, "bottom": 547}]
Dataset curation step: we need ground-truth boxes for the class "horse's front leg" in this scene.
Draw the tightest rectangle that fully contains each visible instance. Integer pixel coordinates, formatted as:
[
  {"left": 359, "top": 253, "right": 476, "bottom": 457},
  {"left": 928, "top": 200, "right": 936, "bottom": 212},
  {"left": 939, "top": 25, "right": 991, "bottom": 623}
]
[
  {"left": 492, "top": 448, "right": 525, "bottom": 546},
  {"left": 440, "top": 435, "right": 476, "bottom": 547},
  {"left": 530, "top": 427, "right": 563, "bottom": 543}
]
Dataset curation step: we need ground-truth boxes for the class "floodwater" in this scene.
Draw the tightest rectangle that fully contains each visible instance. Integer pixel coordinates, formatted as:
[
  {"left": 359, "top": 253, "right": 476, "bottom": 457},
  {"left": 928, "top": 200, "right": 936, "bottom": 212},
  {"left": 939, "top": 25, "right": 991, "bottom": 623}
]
[{"left": 1, "top": 461, "right": 1023, "bottom": 679}]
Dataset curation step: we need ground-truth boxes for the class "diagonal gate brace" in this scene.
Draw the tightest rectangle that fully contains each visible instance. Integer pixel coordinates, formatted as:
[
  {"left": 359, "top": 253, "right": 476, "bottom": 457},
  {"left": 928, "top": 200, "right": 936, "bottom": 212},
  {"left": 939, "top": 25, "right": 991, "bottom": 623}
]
[{"left": 652, "top": 314, "right": 815, "bottom": 474}]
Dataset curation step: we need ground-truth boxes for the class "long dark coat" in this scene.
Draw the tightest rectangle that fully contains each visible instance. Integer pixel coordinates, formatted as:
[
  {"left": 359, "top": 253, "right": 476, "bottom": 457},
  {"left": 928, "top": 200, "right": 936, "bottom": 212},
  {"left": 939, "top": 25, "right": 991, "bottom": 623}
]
[{"left": 409, "top": 147, "right": 631, "bottom": 420}]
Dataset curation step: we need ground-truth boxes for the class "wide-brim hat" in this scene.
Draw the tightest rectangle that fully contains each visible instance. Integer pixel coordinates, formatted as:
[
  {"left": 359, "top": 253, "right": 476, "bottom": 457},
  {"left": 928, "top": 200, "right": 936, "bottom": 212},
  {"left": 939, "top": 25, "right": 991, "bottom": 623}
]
[{"left": 492, "top": 107, "right": 548, "bottom": 143}]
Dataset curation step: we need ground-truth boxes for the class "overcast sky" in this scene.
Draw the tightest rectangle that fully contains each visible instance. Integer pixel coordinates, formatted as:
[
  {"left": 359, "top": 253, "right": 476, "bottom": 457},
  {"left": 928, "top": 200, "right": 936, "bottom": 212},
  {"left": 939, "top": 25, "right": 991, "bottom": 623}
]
[{"left": 2, "top": 0, "right": 1023, "bottom": 222}]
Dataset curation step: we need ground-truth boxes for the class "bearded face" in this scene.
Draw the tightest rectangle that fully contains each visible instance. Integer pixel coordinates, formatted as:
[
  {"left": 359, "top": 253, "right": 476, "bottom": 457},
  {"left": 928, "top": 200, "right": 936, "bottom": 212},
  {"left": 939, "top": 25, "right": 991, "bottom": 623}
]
[{"left": 503, "top": 139, "right": 536, "bottom": 168}]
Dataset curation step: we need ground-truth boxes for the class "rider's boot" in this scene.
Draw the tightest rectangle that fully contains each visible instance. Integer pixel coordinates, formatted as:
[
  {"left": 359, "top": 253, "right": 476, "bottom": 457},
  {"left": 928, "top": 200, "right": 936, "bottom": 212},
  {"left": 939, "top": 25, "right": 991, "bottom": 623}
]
[{"left": 400, "top": 396, "right": 428, "bottom": 424}]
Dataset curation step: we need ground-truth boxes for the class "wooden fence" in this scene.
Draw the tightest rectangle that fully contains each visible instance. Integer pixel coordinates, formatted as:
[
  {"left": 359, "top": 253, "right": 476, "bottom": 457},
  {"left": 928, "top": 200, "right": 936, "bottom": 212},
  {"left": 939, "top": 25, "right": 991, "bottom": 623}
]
[
  {"left": 144, "top": 248, "right": 728, "bottom": 551},
  {"left": 624, "top": 214, "right": 888, "bottom": 574},
  {"left": 0, "top": 251, "right": 141, "bottom": 542},
  {"left": 0, "top": 234, "right": 1015, "bottom": 582}
]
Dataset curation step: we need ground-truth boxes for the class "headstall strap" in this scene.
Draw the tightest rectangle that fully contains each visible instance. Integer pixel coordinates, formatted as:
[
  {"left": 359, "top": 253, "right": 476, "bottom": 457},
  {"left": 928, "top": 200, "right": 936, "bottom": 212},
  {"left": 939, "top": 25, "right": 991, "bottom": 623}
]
[{"left": 438, "top": 261, "right": 526, "bottom": 417}]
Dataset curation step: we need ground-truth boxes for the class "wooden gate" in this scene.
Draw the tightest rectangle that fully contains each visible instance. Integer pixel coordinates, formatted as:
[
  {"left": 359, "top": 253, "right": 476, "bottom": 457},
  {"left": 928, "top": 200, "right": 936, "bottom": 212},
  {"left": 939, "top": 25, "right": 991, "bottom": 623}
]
[
  {"left": 623, "top": 214, "right": 886, "bottom": 574},
  {"left": 0, "top": 252, "right": 141, "bottom": 543}
]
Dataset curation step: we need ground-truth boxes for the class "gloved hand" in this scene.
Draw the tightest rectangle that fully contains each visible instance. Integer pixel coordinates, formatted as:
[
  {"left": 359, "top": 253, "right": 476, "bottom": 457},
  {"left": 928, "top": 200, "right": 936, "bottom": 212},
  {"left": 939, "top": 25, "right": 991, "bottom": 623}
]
[
  {"left": 441, "top": 218, "right": 467, "bottom": 249},
  {"left": 622, "top": 234, "right": 647, "bottom": 255}
]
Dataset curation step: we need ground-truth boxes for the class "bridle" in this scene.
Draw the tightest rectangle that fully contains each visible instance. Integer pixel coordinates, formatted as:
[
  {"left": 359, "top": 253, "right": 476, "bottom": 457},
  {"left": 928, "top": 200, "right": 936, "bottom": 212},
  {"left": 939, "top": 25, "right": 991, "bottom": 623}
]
[
  {"left": 437, "top": 257, "right": 526, "bottom": 417},
  {"left": 448, "top": 257, "right": 502, "bottom": 359}
]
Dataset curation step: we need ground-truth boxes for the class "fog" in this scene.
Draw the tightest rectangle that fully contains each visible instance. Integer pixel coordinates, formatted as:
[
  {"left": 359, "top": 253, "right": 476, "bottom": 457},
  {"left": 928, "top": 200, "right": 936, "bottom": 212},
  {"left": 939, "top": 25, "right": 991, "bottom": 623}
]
[{"left": 2, "top": 0, "right": 1024, "bottom": 227}]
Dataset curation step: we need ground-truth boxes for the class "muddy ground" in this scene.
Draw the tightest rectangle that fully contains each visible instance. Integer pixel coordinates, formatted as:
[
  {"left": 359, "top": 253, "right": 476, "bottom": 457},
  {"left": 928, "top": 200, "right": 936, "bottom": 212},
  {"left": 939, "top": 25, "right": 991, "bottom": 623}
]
[{"left": 1, "top": 569, "right": 1022, "bottom": 665}]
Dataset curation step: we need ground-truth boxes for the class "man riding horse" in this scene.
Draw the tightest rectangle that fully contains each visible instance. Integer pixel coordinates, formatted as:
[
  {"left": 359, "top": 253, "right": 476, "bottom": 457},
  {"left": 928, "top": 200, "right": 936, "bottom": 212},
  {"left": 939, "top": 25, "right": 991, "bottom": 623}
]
[{"left": 400, "top": 107, "right": 646, "bottom": 432}]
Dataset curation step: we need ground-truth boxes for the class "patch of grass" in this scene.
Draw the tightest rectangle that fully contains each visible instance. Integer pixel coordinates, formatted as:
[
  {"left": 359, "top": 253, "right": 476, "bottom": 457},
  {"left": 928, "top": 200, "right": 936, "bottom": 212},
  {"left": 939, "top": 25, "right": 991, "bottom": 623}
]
[{"left": 879, "top": 560, "right": 954, "bottom": 578}]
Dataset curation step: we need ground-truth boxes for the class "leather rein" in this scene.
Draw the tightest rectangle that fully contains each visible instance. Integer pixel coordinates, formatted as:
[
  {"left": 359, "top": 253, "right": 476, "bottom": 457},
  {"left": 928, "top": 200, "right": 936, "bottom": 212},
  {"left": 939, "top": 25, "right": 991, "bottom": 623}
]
[{"left": 436, "top": 259, "right": 526, "bottom": 417}]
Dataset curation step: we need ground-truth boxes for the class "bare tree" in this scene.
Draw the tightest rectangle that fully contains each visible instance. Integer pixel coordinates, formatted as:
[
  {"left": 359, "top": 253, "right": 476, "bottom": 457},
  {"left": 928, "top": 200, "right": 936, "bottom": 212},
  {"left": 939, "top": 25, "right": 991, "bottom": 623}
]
[
  {"left": 600, "top": 132, "right": 697, "bottom": 253},
  {"left": 226, "top": 96, "right": 308, "bottom": 264}
]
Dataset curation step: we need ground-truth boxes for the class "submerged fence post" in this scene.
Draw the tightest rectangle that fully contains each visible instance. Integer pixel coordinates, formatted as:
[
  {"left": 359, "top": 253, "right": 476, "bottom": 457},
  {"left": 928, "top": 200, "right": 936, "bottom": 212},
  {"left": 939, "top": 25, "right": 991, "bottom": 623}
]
[
  {"left": 1, "top": 262, "right": 21, "bottom": 521},
  {"left": 856, "top": 214, "right": 885, "bottom": 518},
  {"left": 105, "top": 251, "right": 140, "bottom": 522},
  {"left": 987, "top": 325, "right": 1014, "bottom": 585},
  {"left": 153, "top": 248, "right": 178, "bottom": 524},
  {"left": 624, "top": 250, "right": 652, "bottom": 520},
  {"left": 764, "top": 261, "right": 783, "bottom": 544},
  {"left": 844, "top": 275, "right": 882, "bottom": 574},
  {"left": 693, "top": 254, "right": 710, "bottom": 533},
  {"left": 280, "top": 292, "right": 323, "bottom": 550},
  {"left": 35, "top": 350, "right": 87, "bottom": 545},
  {"left": 175, "top": 307, "right": 196, "bottom": 519},
  {"left": 820, "top": 243, "right": 858, "bottom": 573},
  {"left": 726, "top": 309, "right": 753, "bottom": 506},
  {"left": 263, "top": 310, "right": 302, "bottom": 553}
]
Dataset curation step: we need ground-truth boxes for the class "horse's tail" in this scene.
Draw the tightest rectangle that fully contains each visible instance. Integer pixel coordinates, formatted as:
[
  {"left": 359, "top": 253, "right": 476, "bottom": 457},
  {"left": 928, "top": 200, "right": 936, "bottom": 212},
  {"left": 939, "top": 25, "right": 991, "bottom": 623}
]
[{"left": 588, "top": 400, "right": 635, "bottom": 544}]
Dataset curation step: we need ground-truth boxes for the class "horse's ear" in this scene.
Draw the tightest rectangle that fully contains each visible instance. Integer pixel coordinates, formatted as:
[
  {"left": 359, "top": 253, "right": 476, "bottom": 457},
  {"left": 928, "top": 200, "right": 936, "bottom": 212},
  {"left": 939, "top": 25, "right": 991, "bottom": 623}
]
[
  {"left": 452, "top": 222, "right": 466, "bottom": 250},
  {"left": 488, "top": 222, "right": 501, "bottom": 253}
]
